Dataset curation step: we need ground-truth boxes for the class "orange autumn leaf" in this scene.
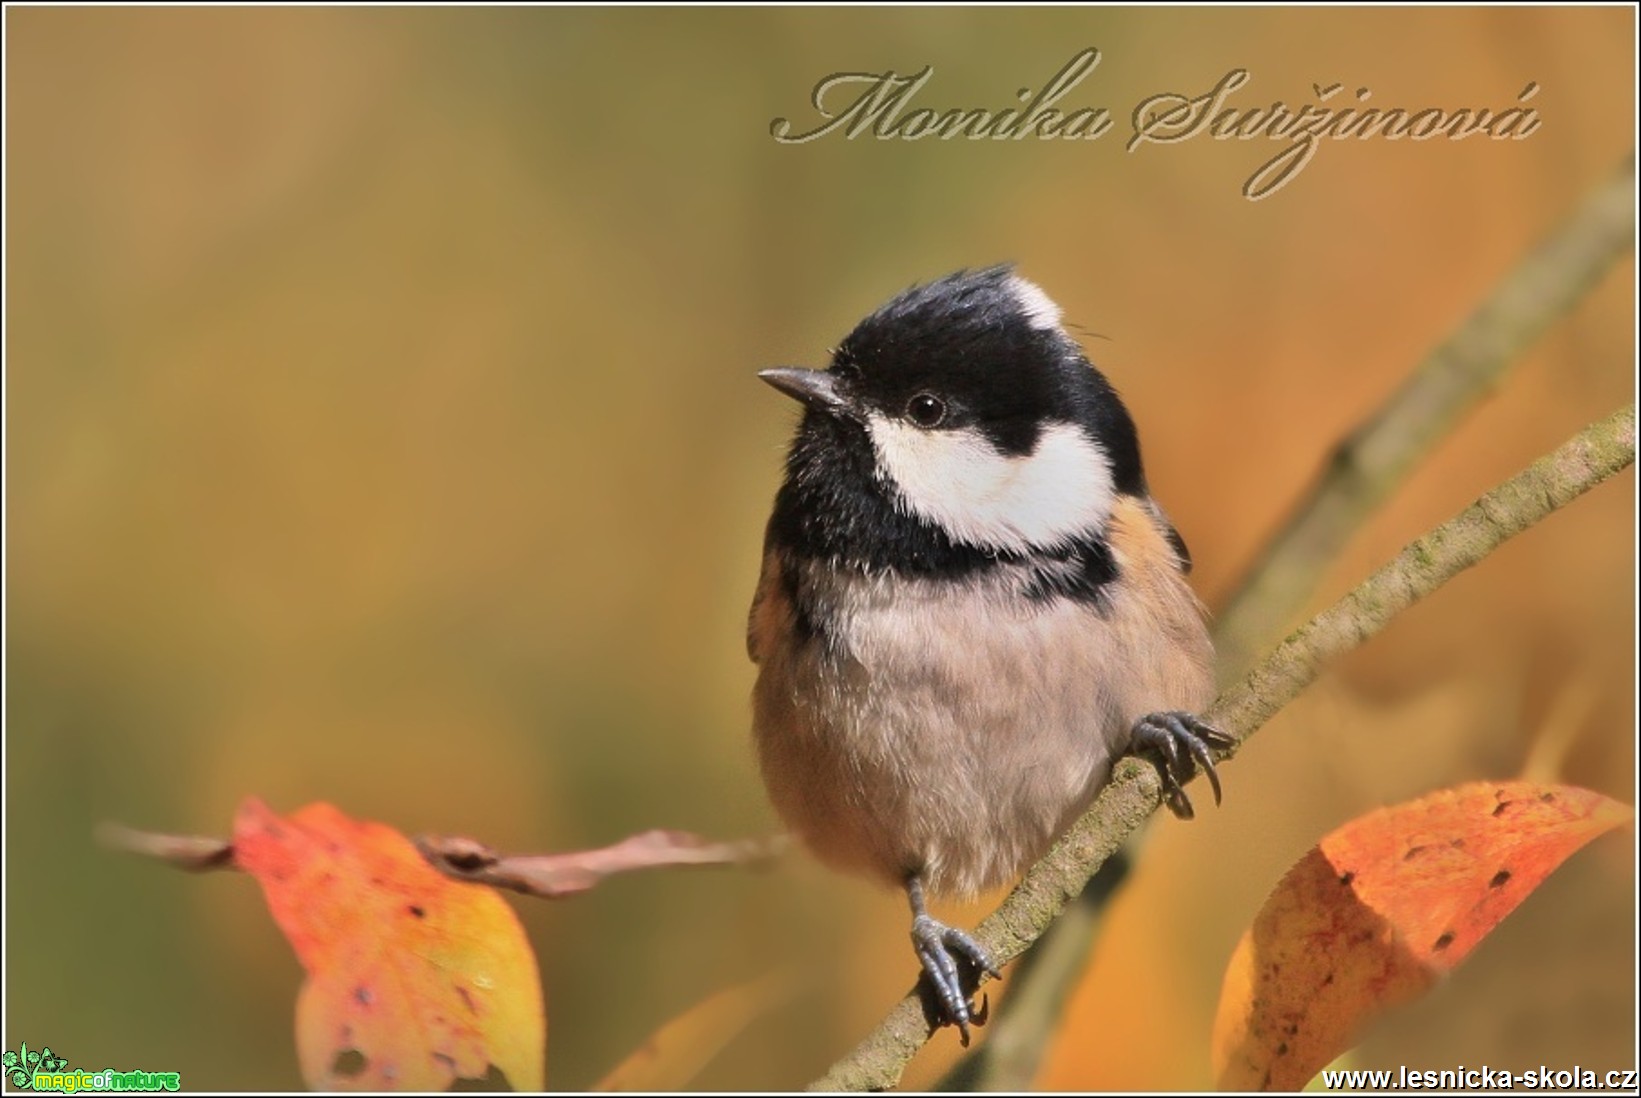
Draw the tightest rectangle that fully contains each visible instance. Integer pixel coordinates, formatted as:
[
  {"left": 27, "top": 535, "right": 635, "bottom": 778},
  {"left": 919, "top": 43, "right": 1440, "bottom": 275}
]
[
  {"left": 1211, "top": 781, "right": 1630, "bottom": 1091},
  {"left": 233, "top": 799, "right": 546, "bottom": 1091}
]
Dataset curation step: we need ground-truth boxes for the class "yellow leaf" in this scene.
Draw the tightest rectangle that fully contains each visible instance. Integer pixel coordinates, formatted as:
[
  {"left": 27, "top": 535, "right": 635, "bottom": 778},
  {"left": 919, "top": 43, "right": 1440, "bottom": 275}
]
[{"left": 594, "top": 972, "right": 794, "bottom": 1091}]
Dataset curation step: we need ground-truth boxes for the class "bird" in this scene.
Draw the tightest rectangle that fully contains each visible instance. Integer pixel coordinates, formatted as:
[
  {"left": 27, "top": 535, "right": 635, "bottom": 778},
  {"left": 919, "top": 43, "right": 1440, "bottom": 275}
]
[{"left": 746, "top": 265, "right": 1228, "bottom": 1042}]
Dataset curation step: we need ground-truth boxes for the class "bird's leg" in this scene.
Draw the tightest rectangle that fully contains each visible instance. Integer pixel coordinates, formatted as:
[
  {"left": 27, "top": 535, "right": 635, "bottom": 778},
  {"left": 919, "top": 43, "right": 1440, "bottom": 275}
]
[
  {"left": 906, "top": 872, "right": 1000, "bottom": 1046},
  {"left": 1129, "top": 711, "right": 1235, "bottom": 820}
]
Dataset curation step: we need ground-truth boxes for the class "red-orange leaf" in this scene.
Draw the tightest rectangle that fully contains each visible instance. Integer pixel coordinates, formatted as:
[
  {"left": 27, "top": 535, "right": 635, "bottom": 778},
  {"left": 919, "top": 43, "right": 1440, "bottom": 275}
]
[
  {"left": 1211, "top": 781, "right": 1629, "bottom": 1091},
  {"left": 233, "top": 799, "right": 546, "bottom": 1090}
]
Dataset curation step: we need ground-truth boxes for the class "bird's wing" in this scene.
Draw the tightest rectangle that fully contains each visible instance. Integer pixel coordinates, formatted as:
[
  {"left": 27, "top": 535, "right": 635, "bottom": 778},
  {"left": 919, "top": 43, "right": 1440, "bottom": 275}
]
[
  {"left": 746, "top": 544, "right": 780, "bottom": 664},
  {"left": 1142, "top": 496, "right": 1193, "bottom": 574}
]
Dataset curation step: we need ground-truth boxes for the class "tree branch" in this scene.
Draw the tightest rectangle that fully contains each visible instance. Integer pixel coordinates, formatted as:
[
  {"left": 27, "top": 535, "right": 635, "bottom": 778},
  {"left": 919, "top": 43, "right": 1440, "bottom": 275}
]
[
  {"left": 810, "top": 404, "right": 1636, "bottom": 1092},
  {"left": 1212, "top": 154, "right": 1635, "bottom": 682},
  {"left": 939, "top": 157, "right": 1637, "bottom": 1090}
]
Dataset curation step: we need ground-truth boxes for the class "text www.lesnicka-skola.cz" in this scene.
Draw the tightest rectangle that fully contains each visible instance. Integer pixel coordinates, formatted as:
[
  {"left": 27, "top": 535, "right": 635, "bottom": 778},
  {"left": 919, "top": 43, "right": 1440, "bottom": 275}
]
[{"left": 1322, "top": 1066, "right": 1639, "bottom": 1091}]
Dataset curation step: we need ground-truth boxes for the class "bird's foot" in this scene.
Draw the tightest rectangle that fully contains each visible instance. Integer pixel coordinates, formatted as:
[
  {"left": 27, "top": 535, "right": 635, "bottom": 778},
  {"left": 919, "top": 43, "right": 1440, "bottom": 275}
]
[
  {"left": 1130, "top": 711, "right": 1234, "bottom": 820},
  {"left": 910, "top": 913, "right": 999, "bottom": 1046}
]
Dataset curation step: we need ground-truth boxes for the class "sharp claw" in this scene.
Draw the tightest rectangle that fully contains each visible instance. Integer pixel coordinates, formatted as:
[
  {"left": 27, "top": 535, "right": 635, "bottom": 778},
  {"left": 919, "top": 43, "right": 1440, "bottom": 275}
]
[
  {"left": 1186, "top": 715, "right": 1236, "bottom": 752},
  {"left": 1131, "top": 710, "right": 1227, "bottom": 818},
  {"left": 954, "top": 994, "right": 991, "bottom": 1044},
  {"left": 909, "top": 906, "right": 995, "bottom": 1041},
  {"left": 1182, "top": 734, "right": 1222, "bottom": 805}
]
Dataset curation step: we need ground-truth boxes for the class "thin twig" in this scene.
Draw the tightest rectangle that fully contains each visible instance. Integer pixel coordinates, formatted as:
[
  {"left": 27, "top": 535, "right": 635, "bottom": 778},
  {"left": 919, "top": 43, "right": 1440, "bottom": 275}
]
[
  {"left": 97, "top": 822, "right": 235, "bottom": 871},
  {"left": 417, "top": 830, "right": 787, "bottom": 899},
  {"left": 809, "top": 405, "right": 1635, "bottom": 1092},
  {"left": 102, "top": 819, "right": 785, "bottom": 899},
  {"left": 1213, "top": 154, "right": 1635, "bottom": 683}
]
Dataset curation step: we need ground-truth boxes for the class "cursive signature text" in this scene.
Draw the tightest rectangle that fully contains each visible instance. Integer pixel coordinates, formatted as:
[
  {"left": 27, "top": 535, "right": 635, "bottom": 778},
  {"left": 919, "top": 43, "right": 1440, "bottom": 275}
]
[{"left": 771, "top": 49, "right": 1543, "bottom": 201}]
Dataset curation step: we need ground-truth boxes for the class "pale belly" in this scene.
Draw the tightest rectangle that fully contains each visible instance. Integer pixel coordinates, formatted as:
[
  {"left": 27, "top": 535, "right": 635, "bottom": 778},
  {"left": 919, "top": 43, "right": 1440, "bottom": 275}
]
[{"left": 753, "top": 564, "right": 1211, "bottom": 897}]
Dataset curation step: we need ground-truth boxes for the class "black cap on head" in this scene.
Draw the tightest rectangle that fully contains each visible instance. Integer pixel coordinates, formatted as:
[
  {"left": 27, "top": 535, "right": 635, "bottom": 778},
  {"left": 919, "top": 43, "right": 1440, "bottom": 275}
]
[{"left": 827, "top": 265, "right": 1146, "bottom": 496}]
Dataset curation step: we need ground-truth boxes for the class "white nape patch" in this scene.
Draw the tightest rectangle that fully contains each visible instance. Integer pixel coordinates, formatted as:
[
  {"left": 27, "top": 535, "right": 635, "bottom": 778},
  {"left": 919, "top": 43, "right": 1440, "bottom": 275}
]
[
  {"left": 866, "top": 416, "right": 1114, "bottom": 552},
  {"left": 1008, "top": 275, "right": 1064, "bottom": 333}
]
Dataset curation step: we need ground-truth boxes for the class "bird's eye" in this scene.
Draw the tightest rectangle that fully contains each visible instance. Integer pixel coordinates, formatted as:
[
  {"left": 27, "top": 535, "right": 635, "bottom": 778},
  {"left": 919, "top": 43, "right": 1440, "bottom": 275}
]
[{"left": 905, "top": 393, "right": 946, "bottom": 428}]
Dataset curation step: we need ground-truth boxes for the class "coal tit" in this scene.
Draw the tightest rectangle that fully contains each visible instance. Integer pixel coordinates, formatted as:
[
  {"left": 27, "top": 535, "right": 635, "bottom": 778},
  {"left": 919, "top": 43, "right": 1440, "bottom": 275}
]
[{"left": 748, "top": 266, "right": 1227, "bottom": 1042}]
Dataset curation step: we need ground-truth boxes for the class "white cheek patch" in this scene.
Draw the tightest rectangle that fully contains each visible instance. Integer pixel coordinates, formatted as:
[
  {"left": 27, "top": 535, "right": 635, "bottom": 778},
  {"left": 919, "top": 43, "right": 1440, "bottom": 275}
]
[
  {"left": 1008, "top": 275, "right": 1064, "bottom": 333},
  {"left": 866, "top": 416, "right": 1114, "bottom": 552}
]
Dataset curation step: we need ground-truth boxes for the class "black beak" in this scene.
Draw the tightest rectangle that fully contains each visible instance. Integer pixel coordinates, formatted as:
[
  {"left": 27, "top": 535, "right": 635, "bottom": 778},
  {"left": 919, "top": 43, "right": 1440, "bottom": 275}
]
[{"left": 759, "top": 367, "right": 850, "bottom": 415}]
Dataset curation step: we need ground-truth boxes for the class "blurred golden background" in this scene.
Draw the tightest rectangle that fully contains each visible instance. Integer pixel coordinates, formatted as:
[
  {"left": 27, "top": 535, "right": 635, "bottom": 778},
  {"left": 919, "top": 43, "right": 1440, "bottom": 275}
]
[{"left": 6, "top": 7, "right": 1634, "bottom": 1091}]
